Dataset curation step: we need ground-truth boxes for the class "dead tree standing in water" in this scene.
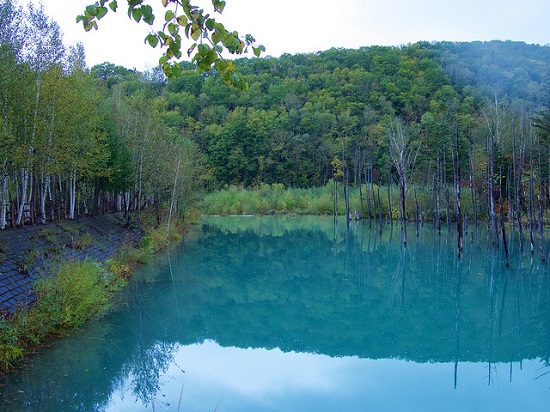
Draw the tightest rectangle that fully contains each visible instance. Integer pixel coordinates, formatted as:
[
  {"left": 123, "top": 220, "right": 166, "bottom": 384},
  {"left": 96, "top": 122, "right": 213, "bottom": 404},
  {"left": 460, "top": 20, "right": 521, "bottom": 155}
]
[
  {"left": 455, "top": 127, "right": 463, "bottom": 258},
  {"left": 388, "top": 118, "right": 421, "bottom": 246}
]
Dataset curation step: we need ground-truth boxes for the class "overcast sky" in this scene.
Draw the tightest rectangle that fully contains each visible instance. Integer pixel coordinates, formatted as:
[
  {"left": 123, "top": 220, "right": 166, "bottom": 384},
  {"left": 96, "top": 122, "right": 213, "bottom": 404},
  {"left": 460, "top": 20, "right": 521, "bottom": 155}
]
[{"left": 37, "top": 0, "right": 550, "bottom": 70}]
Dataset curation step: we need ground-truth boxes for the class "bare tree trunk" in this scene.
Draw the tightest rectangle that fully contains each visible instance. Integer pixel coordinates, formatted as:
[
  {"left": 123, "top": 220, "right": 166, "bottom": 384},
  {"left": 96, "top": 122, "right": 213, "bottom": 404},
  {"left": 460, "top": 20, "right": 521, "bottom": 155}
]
[
  {"left": 469, "top": 140, "right": 477, "bottom": 227},
  {"left": 414, "top": 186, "right": 419, "bottom": 237},
  {"left": 515, "top": 115, "right": 526, "bottom": 251},
  {"left": 68, "top": 170, "right": 76, "bottom": 219},
  {"left": 342, "top": 142, "right": 350, "bottom": 226},
  {"left": 400, "top": 179, "right": 407, "bottom": 245},
  {"left": 507, "top": 165, "right": 514, "bottom": 227},
  {"left": 387, "top": 173, "right": 392, "bottom": 225},
  {"left": 364, "top": 160, "right": 371, "bottom": 221},
  {"left": 371, "top": 166, "right": 377, "bottom": 222},
  {"left": 444, "top": 153, "right": 450, "bottom": 227},
  {"left": 15, "top": 168, "right": 29, "bottom": 226},
  {"left": 333, "top": 179, "right": 338, "bottom": 218},
  {"left": 137, "top": 150, "right": 144, "bottom": 212},
  {"left": 499, "top": 166, "right": 510, "bottom": 267},
  {"left": 359, "top": 158, "right": 365, "bottom": 220},
  {"left": 529, "top": 174, "right": 535, "bottom": 255},
  {"left": 167, "top": 152, "right": 182, "bottom": 234},
  {"left": 436, "top": 155, "right": 441, "bottom": 235},
  {"left": 488, "top": 142, "right": 498, "bottom": 246},
  {"left": 538, "top": 195, "right": 545, "bottom": 262},
  {"left": 538, "top": 144, "right": 546, "bottom": 262},
  {"left": 377, "top": 187, "right": 383, "bottom": 236},
  {"left": 0, "top": 172, "right": 8, "bottom": 229},
  {"left": 456, "top": 129, "right": 462, "bottom": 258},
  {"left": 40, "top": 174, "right": 50, "bottom": 224}
]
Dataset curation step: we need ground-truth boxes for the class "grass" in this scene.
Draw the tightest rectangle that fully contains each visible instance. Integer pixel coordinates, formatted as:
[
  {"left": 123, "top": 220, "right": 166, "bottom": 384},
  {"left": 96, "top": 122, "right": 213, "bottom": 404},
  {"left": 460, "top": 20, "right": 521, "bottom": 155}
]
[
  {"left": 202, "top": 182, "right": 393, "bottom": 216},
  {"left": 0, "top": 260, "right": 125, "bottom": 370},
  {"left": 0, "top": 210, "right": 192, "bottom": 374},
  {"left": 201, "top": 182, "right": 483, "bottom": 221}
]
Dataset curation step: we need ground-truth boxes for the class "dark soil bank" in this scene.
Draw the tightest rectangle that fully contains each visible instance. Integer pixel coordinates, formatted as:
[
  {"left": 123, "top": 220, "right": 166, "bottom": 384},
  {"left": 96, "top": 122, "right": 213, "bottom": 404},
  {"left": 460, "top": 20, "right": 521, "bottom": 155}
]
[{"left": 0, "top": 214, "right": 142, "bottom": 315}]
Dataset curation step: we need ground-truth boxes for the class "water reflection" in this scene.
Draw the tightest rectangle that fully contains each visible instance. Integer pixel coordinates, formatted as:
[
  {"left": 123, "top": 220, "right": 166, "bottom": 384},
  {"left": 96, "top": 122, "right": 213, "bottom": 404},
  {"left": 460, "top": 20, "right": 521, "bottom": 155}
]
[
  {"left": 108, "top": 340, "right": 550, "bottom": 412},
  {"left": 0, "top": 216, "right": 549, "bottom": 411}
]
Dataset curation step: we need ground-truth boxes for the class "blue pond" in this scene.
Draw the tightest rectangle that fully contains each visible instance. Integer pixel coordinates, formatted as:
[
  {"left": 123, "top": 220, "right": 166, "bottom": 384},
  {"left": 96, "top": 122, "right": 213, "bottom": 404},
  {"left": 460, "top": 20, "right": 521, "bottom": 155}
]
[{"left": 1, "top": 216, "right": 549, "bottom": 411}]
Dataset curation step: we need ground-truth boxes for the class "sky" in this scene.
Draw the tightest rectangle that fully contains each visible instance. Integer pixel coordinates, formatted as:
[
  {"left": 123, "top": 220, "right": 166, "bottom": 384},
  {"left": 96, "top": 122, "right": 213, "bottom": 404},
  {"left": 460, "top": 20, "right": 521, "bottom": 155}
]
[{"left": 36, "top": 0, "right": 550, "bottom": 71}]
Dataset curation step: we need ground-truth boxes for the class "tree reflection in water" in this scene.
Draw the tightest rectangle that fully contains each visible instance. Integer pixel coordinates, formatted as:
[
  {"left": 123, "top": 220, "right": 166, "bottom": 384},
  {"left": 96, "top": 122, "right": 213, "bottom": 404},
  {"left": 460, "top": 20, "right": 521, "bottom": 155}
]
[{"left": 0, "top": 216, "right": 549, "bottom": 411}]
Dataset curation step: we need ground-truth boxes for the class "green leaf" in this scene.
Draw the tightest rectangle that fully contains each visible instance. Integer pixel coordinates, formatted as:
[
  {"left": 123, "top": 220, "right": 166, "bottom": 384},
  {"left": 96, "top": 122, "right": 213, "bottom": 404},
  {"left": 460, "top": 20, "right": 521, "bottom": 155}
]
[
  {"left": 168, "top": 39, "right": 180, "bottom": 55},
  {"left": 165, "top": 10, "right": 174, "bottom": 21},
  {"left": 145, "top": 34, "right": 158, "bottom": 48},
  {"left": 167, "top": 22, "right": 178, "bottom": 36},
  {"left": 204, "top": 49, "right": 217, "bottom": 65},
  {"left": 196, "top": 59, "right": 211, "bottom": 73},
  {"left": 215, "top": 59, "right": 228, "bottom": 72},
  {"left": 190, "top": 24, "right": 201, "bottom": 41},
  {"left": 161, "top": 0, "right": 168, "bottom": 6},
  {"left": 162, "top": 62, "right": 172, "bottom": 78},
  {"left": 212, "top": 31, "right": 221, "bottom": 44},
  {"left": 213, "top": 1, "right": 226, "bottom": 13},
  {"left": 84, "top": 20, "right": 98, "bottom": 32},
  {"left": 86, "top": 5, "right": 96, "bottom": 15},
  {"left": 187, "top": 43, "right": 197, "bottom": 57},
  {"left": 109, "top": 1, "right": 117, "bottom": 12},
  {"left": 96, "top": 6, "right": 108, "bottom": 20},
  {"left": 176, "top": 15, "right": 188, "bottom": 26},
  {"left": 132, "top": 9, "right": 142, "bottom": 23},
  {"left": 197, "top": 43, "right": 209, "bottom": 57},
  {"left": 205, "top": 18, "right": 215, "bottom": 30},
  {"left": 142, "top": 5, "right": 154, "bottom": 25}
]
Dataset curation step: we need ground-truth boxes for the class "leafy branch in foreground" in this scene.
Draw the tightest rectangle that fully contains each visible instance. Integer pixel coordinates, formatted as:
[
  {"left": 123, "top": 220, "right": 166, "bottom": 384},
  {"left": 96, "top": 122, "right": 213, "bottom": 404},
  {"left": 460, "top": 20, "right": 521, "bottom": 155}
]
[{"left": 77, "top": 0, "right": 264, "bottom": 89}]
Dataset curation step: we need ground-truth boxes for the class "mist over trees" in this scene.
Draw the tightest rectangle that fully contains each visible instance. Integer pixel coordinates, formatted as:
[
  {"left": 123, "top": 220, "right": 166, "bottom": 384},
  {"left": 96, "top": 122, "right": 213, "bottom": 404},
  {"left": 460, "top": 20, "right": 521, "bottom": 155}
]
[{"left": 2, "top": 0, "right": 550, "bottom": 234}]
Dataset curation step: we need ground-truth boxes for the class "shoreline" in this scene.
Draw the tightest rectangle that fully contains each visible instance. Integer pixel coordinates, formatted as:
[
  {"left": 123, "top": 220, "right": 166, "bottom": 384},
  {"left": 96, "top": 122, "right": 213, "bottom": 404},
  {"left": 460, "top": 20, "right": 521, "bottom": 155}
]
[{"left": 0, "top": 213, "right": 142, "bottom": 315}]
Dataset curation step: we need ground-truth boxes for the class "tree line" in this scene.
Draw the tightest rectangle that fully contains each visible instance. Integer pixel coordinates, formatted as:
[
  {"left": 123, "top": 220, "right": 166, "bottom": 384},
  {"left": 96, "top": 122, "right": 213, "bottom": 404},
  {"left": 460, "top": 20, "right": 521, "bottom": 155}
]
[
  {"left": 0, "top": 0, "right": 207, "bottom": 229},
  {"left": 156, "top": 39, "right": 550, "bottom": 254},
  {"left": 2, "top": 0, "right": 550, "bottom": 252}
]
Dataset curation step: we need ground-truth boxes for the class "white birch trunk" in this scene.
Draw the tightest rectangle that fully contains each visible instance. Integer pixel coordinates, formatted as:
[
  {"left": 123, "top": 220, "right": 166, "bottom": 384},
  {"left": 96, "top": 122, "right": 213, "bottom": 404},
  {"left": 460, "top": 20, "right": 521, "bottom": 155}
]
[
  {"left": 40, "top": 173, "right": 50, "bottom": 224},
  {"left": 69, "top": 169, "right": 76, "bottom": 219},
  {"left": 167, "top": 152, "right": 182, "bottom": 234},
  {"left": 116, "top": 193, "right": 122, "bottom": 212},
  {"left": 137, "top": 151, "right": 144, "bottom": 211},
  {"left": 0, "top": 172, "right": 8, "bottom": 229},
  {"left": 15, "top": 168, "right": 29, "bottom": 226}
]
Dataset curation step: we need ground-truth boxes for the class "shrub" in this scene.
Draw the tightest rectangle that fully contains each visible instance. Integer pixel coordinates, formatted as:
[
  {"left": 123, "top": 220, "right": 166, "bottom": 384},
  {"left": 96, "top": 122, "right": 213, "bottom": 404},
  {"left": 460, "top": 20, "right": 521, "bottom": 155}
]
[{"left": 0, "top": 260, "right": 126, "bottom": 370}]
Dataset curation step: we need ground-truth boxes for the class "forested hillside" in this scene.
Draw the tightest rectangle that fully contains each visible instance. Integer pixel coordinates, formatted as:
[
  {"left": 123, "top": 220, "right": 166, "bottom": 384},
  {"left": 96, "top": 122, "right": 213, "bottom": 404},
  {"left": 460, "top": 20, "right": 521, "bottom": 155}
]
[
  {"left": 1, "top": 0, "right": 550, "bottom": 234},
  {"left": 432, "top": 40, "right": 550, "bottom": 105}
]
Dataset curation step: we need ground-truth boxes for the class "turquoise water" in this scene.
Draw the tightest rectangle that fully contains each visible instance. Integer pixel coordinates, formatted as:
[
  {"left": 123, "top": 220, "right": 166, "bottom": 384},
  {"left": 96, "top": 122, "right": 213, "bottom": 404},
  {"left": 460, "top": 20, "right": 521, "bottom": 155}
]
[{"left": 1, "top": 216, "right": 549, "bottom": 411}]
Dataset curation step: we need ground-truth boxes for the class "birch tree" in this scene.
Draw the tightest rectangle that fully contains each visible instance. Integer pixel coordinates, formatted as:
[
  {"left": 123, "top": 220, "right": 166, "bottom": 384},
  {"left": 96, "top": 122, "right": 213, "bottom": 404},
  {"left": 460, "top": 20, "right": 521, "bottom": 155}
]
[
  {"left": 13, "top": 3, "right": 64, "bottom": 225},
  {"left": 0, "top": 0, "right": 24, "bottom": 228}
]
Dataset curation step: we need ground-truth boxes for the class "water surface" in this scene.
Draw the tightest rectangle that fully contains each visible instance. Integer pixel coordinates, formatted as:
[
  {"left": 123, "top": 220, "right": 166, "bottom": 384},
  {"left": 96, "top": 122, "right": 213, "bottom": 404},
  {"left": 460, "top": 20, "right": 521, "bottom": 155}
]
[{"left": 1, "top": 216, "right": 549, "bottom": 411}]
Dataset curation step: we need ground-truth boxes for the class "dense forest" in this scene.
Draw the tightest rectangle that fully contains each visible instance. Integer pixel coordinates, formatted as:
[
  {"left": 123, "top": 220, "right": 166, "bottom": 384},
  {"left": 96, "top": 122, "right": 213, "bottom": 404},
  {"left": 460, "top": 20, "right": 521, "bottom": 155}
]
[{"left": 1, "top": 1, "right": 550, "bottom": 244}]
